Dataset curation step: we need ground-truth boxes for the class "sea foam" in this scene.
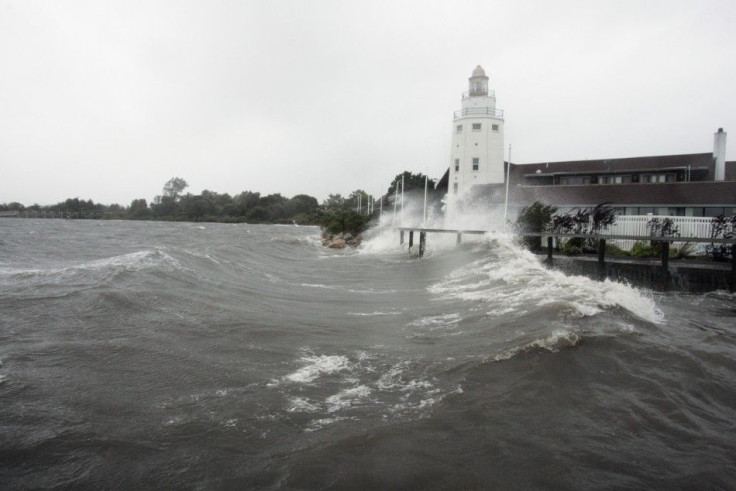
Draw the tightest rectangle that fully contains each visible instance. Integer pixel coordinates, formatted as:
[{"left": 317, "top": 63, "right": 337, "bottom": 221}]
[{"left": 429, "top": 234, "right": 664, "bottom": 325}]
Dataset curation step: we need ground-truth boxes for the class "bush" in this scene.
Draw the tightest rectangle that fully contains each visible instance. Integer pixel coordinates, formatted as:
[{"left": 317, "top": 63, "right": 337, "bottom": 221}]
[
  {"left": 673, "top": 242, "right": 696, "bottom": 259},
  {"left": 605, "top": 244, "right": 629, "bottom": 256},
  {"left": 631, "top": 241, "right": 658, "bottom": 258},
  {"left": 706, "top": 214, "right": 736, "bottom": 262},
  {"left": 321, "top": 209, "right": 370, "bottom": 236},
  {"left": 515, "top": 201, "right": 557, "bottom": 251}
]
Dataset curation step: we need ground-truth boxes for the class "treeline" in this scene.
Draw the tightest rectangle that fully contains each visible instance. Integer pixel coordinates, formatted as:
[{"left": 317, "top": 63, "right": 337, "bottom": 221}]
[{"left": 1, "top": 172, "right": 441, "bottom": 233}]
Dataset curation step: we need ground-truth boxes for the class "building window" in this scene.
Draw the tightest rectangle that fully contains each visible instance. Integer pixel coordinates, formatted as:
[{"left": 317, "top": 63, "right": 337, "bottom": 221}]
[
  {"left": 558, "top": 176, "right": 591, "bottom": 185},
  {"left": 472, "top": 123, "right": 481, "bottom": 131},
  {"left": 704, "top": 207, "right": 725, "bottom": 217},
  {"left": 599, "top": 175, "right": 628, "bottom": 184},
  {"left": 456, "top": 125, "right": 462, "bottom": 133},
  {"left": 643, "top": 173, "right": 675, "bottom": 183},
  {"left": 492, "top": 124, "right": 499, "bottom": 131},
  {"left": 472, "top": 158, "right": 479, "bottom": 171},
  {"left": 453, "top": 182, "right": 458, "bottom": 194},
  {"left": 454, "top": 159, "right": 459, "bottom": 172}
]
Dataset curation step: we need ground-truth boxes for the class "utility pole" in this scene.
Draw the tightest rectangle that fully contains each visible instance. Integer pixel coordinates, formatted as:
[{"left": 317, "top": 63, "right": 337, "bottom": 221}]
[
  {"left": 504, "top": 144, "right": 512, "bottom": 223},
  {"left": 400, "top": 174, "right": 405, "bottom": 226},
  {"left": 423, "top": 173, "right": 428, "bottom": 227}
]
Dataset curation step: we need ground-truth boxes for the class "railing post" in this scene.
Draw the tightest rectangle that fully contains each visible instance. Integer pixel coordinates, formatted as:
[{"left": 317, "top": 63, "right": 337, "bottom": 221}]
[
  {"left": 456, "top": 232, "right": 462, "bottom": 245},
  {"left": 730, "top": 243, "right": 736, "bottom": 294},
  {"left": 409, "top": 231, "right": 414, "bottom": 248},
  {"left": 400, "top": 230, "right": 404, "bottom": 246},
  {"left": 661, "top": 240, "right": 670, "bottom": 291},
  {"left": 547, "top": 236, "right": 553, "bottom": 264},
  {"left": 598, "top": 238, "right": 606, "bottom": 280},
  {"left": 419, "top": 231, "right": 426, "bottom": 258}
]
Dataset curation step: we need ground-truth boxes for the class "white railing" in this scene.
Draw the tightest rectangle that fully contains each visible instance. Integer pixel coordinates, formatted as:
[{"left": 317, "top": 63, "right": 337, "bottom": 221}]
[{"left": 602, "top": 215, "right": 718, "bottom": 250}]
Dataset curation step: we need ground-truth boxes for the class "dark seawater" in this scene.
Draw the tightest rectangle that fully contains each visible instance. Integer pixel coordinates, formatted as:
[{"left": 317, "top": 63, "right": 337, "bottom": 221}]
[{"left": 1, "top": 219, "right": 735, "bottom": 489}]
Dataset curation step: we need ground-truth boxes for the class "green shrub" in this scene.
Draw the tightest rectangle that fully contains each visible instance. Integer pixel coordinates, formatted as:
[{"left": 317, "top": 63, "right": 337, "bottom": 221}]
[
  {"left": 321, "top": 209, "right": 370, "bottom": 236},
  {"left": 605, "top": 244, "right": 630, "bottom": 256},
  {"left": 515, "top": 201, "right": 557, "bottom": 251},
  {"left": 631, "top": 241, "right": 657, "bottom": 258},
  {"left": 673, "top": 242, "right": 696, "bottom": 259}
]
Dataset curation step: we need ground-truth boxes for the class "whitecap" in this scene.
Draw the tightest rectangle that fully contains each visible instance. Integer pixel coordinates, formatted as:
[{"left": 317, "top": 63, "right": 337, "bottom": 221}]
[
  {"left": 287, "top": 397, "right": 320, "bottom": 413},
  {"left": 306, "top": 416, "right": 351, "bottom": 432},
  {"left": 284, "top": 355, "right": 351, "bottom": 384},
  {"left": 325, "top": 385, "right": 372, "bottom": 413},
  {"left": 347, "top": 311, "right": 401, "bottom": 316},
  {"left": 407, "top": 313, "right": 461, "bottom": 327},
  {"left": 493, "top": 329, "right": 582, "bottom": 361}
]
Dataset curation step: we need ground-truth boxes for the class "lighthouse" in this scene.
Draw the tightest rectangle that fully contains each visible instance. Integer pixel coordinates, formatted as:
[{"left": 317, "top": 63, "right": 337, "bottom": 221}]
[{"left": 449, "top": 66, "right": 505, "bottom": 197}]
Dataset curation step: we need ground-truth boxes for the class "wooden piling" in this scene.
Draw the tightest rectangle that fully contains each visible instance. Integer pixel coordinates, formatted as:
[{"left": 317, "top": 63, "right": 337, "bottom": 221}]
[
  {"left": 546, "top": 236, "right": 553, "bottom": 264},
  {"left": 598, "top": 238, "right": 606, "bottom": 280},
  {"left": 409, "top": 231, "right": 414, "bottom": 248},
  {"left": 661, "top": 241, "right": 670, "bottom": 291},
  {"left": 419, "top": 231, "right": 426, "bottom": 258},
  {"left": 400, "top": 230, "right": 404, "bottom": 246},
  {"left": 456, "top": 232, "right": 462, "bottom": 245},
  {"left": 730, "top": 244, "right": 736, "bottom": 293}
]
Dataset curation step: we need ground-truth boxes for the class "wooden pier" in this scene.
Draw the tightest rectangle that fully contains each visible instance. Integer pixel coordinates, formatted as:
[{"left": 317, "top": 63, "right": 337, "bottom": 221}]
[{"left": 397, "top": 227, "right": 488, "bottom": 258}]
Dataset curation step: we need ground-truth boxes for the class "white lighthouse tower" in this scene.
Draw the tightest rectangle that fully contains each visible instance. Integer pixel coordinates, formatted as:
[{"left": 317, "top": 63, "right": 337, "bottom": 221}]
[{"left": 449, "top": 66, "right": 505, "bottom": 198}]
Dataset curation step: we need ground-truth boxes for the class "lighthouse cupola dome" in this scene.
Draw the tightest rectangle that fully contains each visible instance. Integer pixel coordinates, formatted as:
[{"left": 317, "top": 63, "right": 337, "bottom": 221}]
[{"left": 468, "top": 65, "right": 489, "bottom": 96}]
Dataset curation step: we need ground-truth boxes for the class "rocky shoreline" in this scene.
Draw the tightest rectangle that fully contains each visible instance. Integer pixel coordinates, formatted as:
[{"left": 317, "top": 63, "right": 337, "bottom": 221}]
[{"left": 321, "top": 231, "right": 362, "bottom": 248}]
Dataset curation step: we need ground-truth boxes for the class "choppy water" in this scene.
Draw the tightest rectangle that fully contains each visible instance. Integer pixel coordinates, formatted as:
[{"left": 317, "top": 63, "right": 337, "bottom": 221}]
[{"left": 1, "top": 219, "right": 735, "bottom": 488}]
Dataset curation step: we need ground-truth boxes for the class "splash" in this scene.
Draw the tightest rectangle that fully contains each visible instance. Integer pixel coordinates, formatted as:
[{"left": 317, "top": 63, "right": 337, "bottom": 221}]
[
  {"left": 358, "top": 190, "right": 510, "bottom": 255},
  {"left": 429, "top": 234, "right": 664, "bottom": 325}
]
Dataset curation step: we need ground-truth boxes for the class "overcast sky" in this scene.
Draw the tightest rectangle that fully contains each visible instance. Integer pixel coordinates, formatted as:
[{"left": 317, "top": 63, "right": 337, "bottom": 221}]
[{"left": 2, "top": 0, "right": 735, "bottom": 206}]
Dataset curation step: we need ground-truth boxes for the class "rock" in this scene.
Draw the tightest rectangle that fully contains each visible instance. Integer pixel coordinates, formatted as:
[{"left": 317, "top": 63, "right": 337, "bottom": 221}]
[
  {"left": 343, "top": 233, "right": 353, "bottom": 241},
  {"left": 328, "top": 238, "right": 347, "bottom": 249}
]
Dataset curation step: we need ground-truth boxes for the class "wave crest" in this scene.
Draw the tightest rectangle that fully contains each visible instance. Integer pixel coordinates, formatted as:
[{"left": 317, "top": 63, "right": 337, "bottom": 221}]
[{"left": 429, "top": 235, "right": 663, "bottom": 325}]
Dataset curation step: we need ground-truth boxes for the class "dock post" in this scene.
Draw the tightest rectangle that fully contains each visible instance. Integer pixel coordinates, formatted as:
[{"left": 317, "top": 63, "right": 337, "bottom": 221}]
[
  {"left": 456, "top": 232, "right": 462, "bottom": 245},
  {"left": 661, "top": 241, "right": 670, "bottom": 290},
  {"left": 598, "top": 238, "right": 606, "bottom": 280},
  {"left": 409, "top": 230, "right": 414, "bottom": 248},
  {"left": 546, "top": 236, "right": 553, "bottom": 264},
  {"left": 419, "top": 231, "right": 426, "bottom": 258},
  {"left": 730, "top": 244, "right": 736, "bottom": 293},
  {"left": 400, "top": 230, "right": 404, "bottom": 246}
]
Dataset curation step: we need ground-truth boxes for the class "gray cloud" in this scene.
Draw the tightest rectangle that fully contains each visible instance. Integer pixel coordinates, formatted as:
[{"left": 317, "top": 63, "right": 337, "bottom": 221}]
[{"left": 1, "top": 0, "right": 735, "bottom": 206}]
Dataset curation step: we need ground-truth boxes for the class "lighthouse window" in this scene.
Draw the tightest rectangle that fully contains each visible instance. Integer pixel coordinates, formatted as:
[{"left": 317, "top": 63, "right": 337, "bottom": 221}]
[
  {"left": 492, "top": 124, "right": 499, "bottom": 131},
  {"left": 472, "top": 158, "right": 479, "bottom": 171},
  {"left": 454, "top": 159, "right": 459, "bottom": 171},
  {"left": 472, "top": 123, "right": 481, "bottom": 131},
  {"left": 453, "top": 182, "right": 458, "bottom": 194},
  {"left": 456, "top": 125, "right": 462, "bottom": 133}
]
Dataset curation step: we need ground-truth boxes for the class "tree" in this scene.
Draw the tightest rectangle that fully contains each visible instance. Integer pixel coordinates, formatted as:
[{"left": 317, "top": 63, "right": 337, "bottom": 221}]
[
  {"left": 386, "top": 171, "right": 436, "bottom": 197},
  {"left": 347, "top": 189, "right": 371, "bottom": 213},
  {"left": 163, "top": 177, "right": 188, "bottom": 200},
  {"left": 129, "top": 198, "right": 149, "bottom": 219},
  {"left": 231, "top": 191, "right": 261, "bottom": 216},
  {"left": 287, "top": 194, "right": 319, "bottom": 216},
  {"left": 323, "top": 194, "right": 347, "bottom": 211}
]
